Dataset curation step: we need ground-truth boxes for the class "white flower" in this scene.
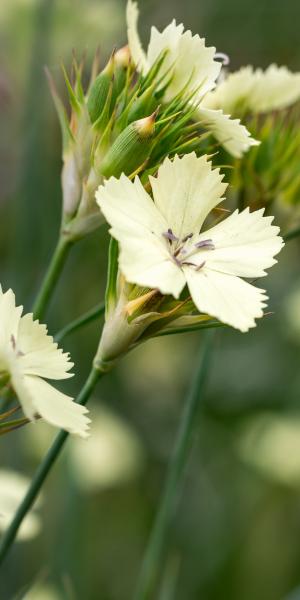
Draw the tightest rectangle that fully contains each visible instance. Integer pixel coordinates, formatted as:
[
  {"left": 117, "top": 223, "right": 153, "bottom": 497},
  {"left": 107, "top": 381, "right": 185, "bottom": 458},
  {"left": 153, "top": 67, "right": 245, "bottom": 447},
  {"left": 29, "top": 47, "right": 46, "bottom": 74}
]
[
  {"left": 0, "top": 287, "right": 90, "bottom": 437},
  {"left": 96, "top": 153, "right": 283, "bottom": 332},
  {"left": 126, "top": 0, "right": 220, "bottom": 102},
  {"left": 0, "top": 469, "right": 42, "bottom": 541},
  {"left": 126, "top": 0, "right": 258, "bottom": 157},
  {"left": 203, "top": 64, "right": 300, "bottom": 115}
]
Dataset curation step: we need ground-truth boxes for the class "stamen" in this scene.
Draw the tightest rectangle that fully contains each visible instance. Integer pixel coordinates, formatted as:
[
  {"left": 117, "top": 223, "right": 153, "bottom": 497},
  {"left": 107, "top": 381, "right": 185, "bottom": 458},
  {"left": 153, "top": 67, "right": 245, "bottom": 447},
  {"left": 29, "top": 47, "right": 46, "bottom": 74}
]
[
  {"left": 182, "top": 233, "right": 193, "bottom": 243},
  {"left": 182, "top": 261, "right": 197, "bottom": 267},
  {"left": 215, "top": 52, "right": 230, "bottom": 66},
  {"left": 162, "top": 228, "right": 178, "bottom": 243},
  {"left": 195, "top": 261, "right": 206, "bottom": 271},
  {"left": 195, "top": 239, "right": 215, "bottom": 250},
  {"left": 173, "top": 247, "right": 182, "bottom": 258}
]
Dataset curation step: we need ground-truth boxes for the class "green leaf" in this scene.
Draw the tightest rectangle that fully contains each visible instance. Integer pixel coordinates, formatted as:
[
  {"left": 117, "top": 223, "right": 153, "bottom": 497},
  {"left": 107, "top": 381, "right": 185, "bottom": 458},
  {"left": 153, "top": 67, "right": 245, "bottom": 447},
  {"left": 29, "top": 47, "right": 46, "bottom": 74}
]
[{"left": 105, "top": 237, "right": 119, "bottom": 315}]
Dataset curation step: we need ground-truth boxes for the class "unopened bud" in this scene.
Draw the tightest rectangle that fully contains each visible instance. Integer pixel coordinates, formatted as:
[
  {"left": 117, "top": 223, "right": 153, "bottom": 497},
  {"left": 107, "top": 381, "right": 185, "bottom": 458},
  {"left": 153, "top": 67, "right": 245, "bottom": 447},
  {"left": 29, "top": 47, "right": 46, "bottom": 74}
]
[
  {"left": 61, "top": 151, "right": 82, "bottom": 218},
  {"left": 128, "top": 85, "right": 156, "bottom": 123},
  {"left": 115, "top": 45, "right": 131, "bottom": 69},
  {"left": 87, "top": 53, "right": 115, "bottom": 124},
  {"left": 100, "top": 113, "right": 157, "bottom": 178},
  {"left": 112, "top": 46, "right": 131, "bottom": 104}
]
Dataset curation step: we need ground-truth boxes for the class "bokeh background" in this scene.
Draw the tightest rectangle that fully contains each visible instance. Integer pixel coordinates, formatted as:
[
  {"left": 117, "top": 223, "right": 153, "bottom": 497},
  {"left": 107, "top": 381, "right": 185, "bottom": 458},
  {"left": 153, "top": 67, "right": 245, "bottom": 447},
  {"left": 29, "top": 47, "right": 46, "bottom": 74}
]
[{"left": 1, "top": 1, "right": 300, "bottom": 598}]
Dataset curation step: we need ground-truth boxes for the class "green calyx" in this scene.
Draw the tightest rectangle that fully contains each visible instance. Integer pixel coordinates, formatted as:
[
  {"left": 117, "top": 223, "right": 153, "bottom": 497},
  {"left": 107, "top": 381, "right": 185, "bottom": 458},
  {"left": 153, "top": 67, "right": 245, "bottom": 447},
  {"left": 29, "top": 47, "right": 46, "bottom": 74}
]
[
  {"left": 100, "top": 113, "right": 157, "bottom": 178},
  {"left": 87, "top": 53, "right": 115, "bottom": 124}
]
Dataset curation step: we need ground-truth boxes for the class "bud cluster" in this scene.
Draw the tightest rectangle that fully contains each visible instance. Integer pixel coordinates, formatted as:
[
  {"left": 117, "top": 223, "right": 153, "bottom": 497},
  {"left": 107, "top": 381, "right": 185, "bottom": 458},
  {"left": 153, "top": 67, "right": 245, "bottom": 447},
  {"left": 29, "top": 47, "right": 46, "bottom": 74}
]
[{"left": 49, "top": 48, "right": 211, "bottom": 241}]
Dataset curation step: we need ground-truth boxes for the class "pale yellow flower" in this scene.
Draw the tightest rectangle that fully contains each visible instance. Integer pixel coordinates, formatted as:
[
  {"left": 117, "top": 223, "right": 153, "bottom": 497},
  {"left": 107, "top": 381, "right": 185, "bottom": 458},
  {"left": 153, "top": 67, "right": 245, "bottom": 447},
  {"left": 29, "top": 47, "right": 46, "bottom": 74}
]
[
  {"left": 0, "top": 287, "right": 90, "bottom": 437},
  {"left": 126, "top": 0, "right": 258, "bottom": 158},
  {"left": 96, "top": 153, "right": 283, "bottom": 332},
  {"left": 203, "top": 64, "right": 300, "bottom": 115}
]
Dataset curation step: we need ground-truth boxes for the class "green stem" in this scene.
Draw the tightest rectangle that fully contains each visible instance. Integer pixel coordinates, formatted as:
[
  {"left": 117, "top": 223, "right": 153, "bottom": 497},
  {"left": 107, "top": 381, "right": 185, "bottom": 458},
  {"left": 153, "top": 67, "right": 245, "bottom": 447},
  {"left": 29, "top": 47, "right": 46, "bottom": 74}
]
[
  {"left": 55, "top": 301, "right": 105, "bottom": 343},
  {"left": 0, "top": 366, "right": 103, "bottom": 567},
  {"left": 32, "top": 235, "right": 72, "bottom": 321},
  {"left": 134, "top": 332, "right": 214, "bottom": 600},
  {"left": 283, "top": 226, "right": 300, "bottom": 242}
]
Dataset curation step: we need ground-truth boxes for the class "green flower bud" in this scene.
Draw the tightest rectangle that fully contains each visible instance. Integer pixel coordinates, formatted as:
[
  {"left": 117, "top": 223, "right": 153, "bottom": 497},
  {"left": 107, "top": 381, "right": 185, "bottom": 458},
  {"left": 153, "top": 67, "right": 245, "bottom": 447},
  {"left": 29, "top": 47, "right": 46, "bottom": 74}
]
[
  {"left": 127, "top": 84, "right": 157, "bottom": 123},
  {"left": 112, "top": 46, "right": 131, "bottom": 102},
  {"left": 87, "top": 54, "right": 115, "bottom": 124},
  {"left": 100, "top": 113, "right": 156, "bottom": 178}
]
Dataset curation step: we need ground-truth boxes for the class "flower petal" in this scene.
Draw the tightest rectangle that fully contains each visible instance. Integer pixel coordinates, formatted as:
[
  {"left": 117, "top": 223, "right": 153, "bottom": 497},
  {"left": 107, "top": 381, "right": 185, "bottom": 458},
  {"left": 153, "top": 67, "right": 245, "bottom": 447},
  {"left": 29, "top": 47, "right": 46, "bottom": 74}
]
[
  {"left": 147, "top": 22, "right": 220, "bottom": 101},
  {"left": 150, "top": 153, "right": 227, "bottom": 239},
  {"left": 196, "top": 107, "right": 259, "bottom": 157},
  {"left": 12, "top": 373, "right": 90, "bottom": 438},
  {"left": 126, "top": 0, "right": 148, "bottom": 72},
  {"left": 96, "top": 173, "right": 167, "bottom": 237},
  {"left": 250, "top": 64, "right": 300, "bottom": 113},
  {"left": 96, "top": 173, "right": 185, "bottom": 297},
  {"left": 0, "top": 288, "right": 23, "bottom": 348},
  {"left": 202, "top": 64, "right": 300, "bottom": 115},
  {"left": 201, "top": 66, "right": 255, "bottom": 114},
  {"left": 194, "top": 207, "right": 284, "bottom": 278},
  {"left": 118, "top": 236, "right": 186, "bottom": 297},
  {"left": 184, "top": 267, "right": 268, "bottom": 332},
  {"left": 17, "top": 313, "right": 73, "bottom": 380}
]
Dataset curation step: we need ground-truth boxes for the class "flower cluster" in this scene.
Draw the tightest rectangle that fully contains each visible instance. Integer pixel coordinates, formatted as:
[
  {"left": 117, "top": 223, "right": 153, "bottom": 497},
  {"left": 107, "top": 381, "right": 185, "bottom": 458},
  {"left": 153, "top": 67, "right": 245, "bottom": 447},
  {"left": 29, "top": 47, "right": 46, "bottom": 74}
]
[
  {"left": 203, "top": 63, "right": 300, "bottom": 210},
  {"left": 0, "top": 0, "right": 288, "bottom": 436}
]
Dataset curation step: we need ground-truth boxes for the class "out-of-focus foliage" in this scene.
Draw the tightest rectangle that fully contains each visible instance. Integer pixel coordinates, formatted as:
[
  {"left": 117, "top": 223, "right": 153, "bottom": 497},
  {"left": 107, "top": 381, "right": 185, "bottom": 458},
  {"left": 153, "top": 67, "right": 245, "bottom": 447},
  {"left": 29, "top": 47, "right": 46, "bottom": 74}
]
[
  {"left": 1, "top": 1, "right": 300, "bottom": 599},
  {"left": 231, "top": 105, "right": 300, "bottom": 219}
]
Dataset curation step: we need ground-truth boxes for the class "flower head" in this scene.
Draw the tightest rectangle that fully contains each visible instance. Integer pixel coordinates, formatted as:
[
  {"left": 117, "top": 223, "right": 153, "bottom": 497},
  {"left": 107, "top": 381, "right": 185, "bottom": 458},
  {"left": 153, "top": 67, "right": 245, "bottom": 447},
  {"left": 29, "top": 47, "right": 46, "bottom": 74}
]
[
  {"left": 203, "top": 64, "right": 300, "bottom": 116},
  {"left": 96, "top": 153, "right": 283, "bottom": 332},
  {"left": 127, "top": 0, "right": 220, "bottom": 102},
  {"left": 0, "top": 287, "right": 90, "bottom": 437},
  {"left": 126, "top": 0, "right": 258, "bottom": 157}
]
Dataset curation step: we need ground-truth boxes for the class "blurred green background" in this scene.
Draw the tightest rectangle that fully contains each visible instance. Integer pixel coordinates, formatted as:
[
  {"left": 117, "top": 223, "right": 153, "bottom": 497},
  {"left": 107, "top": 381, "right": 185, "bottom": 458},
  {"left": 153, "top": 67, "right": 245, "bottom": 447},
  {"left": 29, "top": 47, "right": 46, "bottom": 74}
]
[{"left": 1, "top": 0, "right": 300, "bottom": 598}]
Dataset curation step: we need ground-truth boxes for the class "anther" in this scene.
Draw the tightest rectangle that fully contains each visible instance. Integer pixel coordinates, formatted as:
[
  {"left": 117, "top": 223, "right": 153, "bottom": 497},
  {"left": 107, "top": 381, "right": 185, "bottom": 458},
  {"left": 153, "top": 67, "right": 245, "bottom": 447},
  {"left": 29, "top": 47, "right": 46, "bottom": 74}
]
[
  {"left": 162, "top": 228, "right": 178, "bottom": 243},
  {"left": 195, "top": 239, "right": 215, "bottom": 250},
  {"left": 195, "top": 261, "right": 206, "bottom": 271},
  {"left": 182, "top": 233, "right": 193, "bottom": 243}
]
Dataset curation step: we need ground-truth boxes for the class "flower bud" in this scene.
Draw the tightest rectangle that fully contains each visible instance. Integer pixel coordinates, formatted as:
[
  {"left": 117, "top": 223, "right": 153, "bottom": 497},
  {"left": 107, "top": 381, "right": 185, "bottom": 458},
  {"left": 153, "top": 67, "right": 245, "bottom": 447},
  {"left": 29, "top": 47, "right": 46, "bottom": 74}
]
[
  {"left": 100, "top": 113, "right": 156, "bottom": 178},
  {"left": 115, "top": 45, "right": 131, "bottom": 69},
  {"left": 61, "top": 151, "right": 82, "bottom": 218},
  {"left": 87, "top": 54, "right": 115, "bottom": 124},
  {"left": 127, "top": 84, "right": 157, "bottom": 123},
  {"left": 113, "top": 46, "right": 131, "bottom": 102}
]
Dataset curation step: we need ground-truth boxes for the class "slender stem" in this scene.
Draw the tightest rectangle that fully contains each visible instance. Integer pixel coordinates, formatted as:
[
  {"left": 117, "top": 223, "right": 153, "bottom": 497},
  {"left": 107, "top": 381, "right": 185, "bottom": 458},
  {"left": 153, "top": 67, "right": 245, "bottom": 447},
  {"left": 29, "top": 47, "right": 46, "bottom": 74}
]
[
  {"left": 32, "top": 235, "right": 72, "bottom": 321},
  {"left": 283, "top": 226, "right": 300, "bottom": 242},
  {"left": 134, "top": 332, "right": 214, "bottom": 600},
  {"left": 0, "top": 366, "right": 103, "bottom": 567},
  {"left": 55, "top": 301, "right": 105, "bottom": 343}
]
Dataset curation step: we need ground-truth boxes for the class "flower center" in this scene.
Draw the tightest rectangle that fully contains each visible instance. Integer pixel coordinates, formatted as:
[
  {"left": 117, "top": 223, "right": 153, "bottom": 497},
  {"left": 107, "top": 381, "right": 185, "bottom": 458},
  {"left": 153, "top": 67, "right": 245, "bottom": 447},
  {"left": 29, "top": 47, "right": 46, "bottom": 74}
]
[{"left": 162, "top": 228, "right": 215, "bottom": 269}]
